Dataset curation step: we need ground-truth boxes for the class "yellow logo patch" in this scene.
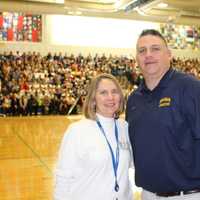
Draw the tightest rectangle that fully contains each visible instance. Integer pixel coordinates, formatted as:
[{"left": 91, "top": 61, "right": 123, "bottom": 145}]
[{"left": 159, "top": 97, "right": 171, "bottom": 107}]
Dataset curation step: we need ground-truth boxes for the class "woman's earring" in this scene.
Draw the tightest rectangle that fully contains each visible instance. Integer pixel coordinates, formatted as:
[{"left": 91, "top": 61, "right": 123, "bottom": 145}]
[{"left": 93, "top": 103, "right": 96, "bottom": 111}]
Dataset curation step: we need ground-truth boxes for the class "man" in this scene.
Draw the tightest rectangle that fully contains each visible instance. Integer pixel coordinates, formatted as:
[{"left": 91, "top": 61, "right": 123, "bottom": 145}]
[{"left": 126, "top": 29, "right": 200, "bottom": 200}]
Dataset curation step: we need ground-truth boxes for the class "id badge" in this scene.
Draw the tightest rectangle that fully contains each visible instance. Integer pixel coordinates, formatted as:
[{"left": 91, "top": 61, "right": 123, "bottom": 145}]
[{"left": 113, "top": 195, "right": 118, "bottom": 200}]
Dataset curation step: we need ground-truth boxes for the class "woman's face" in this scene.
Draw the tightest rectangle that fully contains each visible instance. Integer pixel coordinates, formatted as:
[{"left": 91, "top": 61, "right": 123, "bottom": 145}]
[{"left": 95, "top": 78, "right": 121, "bottom": 118}]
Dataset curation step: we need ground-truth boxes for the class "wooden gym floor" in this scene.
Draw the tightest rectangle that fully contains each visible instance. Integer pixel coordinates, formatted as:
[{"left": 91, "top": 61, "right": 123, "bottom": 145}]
[{"left": 0, "top": 115, "right": 141, "bottom": 200}]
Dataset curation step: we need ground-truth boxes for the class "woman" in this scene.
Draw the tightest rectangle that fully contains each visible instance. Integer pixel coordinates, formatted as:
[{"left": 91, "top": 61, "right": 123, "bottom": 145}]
[{"left": 54, "top": 73, "right": 133, "bottom": 200}]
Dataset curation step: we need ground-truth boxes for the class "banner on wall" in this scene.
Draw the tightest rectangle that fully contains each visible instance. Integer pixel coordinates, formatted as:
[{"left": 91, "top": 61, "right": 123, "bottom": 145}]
[
  {"left": 0, "top": 15, "right": 3, "bottom": 28},
  {"left": 0, "top": 12, "right": 42, "bottom": 42},
  {"left": 160, "top": 23, "right": 200, "bottom": 50}
]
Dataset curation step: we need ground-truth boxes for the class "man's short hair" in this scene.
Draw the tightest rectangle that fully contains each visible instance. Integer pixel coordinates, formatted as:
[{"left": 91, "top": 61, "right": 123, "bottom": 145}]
[{"left": 139, "top": 29, "right": 168, "bottom": 46}]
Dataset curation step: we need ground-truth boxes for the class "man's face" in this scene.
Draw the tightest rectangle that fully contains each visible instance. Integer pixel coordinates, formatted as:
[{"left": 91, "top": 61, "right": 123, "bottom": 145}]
[{"left": 136, "top": 35, "right": 171, "bottom": 78}]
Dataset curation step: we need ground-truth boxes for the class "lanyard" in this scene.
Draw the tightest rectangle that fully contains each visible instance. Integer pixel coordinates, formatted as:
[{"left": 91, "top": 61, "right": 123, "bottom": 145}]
[{"left": 96, "top": 118, "right": 120, "bottom": 192}]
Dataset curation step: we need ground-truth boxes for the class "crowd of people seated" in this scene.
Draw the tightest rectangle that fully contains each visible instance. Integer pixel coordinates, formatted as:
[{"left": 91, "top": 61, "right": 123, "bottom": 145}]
[{"left": 0, "top": 51, "right": 200, "bottom": 116}]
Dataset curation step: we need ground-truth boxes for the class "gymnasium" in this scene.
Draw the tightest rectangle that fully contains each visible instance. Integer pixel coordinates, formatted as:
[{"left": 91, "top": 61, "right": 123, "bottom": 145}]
[{"left": 0, "top": 0, "right": 200, "bottom": 199}]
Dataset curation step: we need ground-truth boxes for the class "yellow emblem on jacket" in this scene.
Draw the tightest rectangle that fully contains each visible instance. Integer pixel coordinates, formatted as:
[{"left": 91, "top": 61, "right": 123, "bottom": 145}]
[{"left": 159, "top": 97, "right": 171, "bottom": 107}]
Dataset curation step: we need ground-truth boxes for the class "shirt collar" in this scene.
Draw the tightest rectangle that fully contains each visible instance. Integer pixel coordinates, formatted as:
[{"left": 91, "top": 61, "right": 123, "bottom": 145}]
[
  {"left": 139, "top": 67, "right": 175, "bottom": 93},
  {"left": 96, "top": 113, "right": 115, "bottom": 123}
]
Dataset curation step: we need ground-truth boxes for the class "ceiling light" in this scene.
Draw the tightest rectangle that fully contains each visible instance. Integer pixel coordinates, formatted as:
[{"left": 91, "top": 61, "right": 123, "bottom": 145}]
[
  {"left": 68, "top": 11, "right": 74, "bottom": 15},
  {"left": 55, "top": 0, "right": 64, "bottom": 3},
  {"left": 76, "top": 11, "right": 82, "bottom": 15},
  {"left": 157, "top": 2, "right": 168, "bottom": 8},
  {"left": 26, "top": 0, "right": 64, "bottom": 3}
]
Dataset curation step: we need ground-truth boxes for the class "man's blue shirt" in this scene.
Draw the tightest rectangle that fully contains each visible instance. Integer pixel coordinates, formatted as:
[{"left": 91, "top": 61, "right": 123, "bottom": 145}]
[{"left": 126, "top": 68, "right": 200, "bottom": 193}]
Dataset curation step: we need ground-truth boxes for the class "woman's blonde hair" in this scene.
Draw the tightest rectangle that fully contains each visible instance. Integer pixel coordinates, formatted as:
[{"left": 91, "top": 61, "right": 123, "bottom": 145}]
[{"left": 83, "top": 73, "right": 124, "bottom": 120}]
